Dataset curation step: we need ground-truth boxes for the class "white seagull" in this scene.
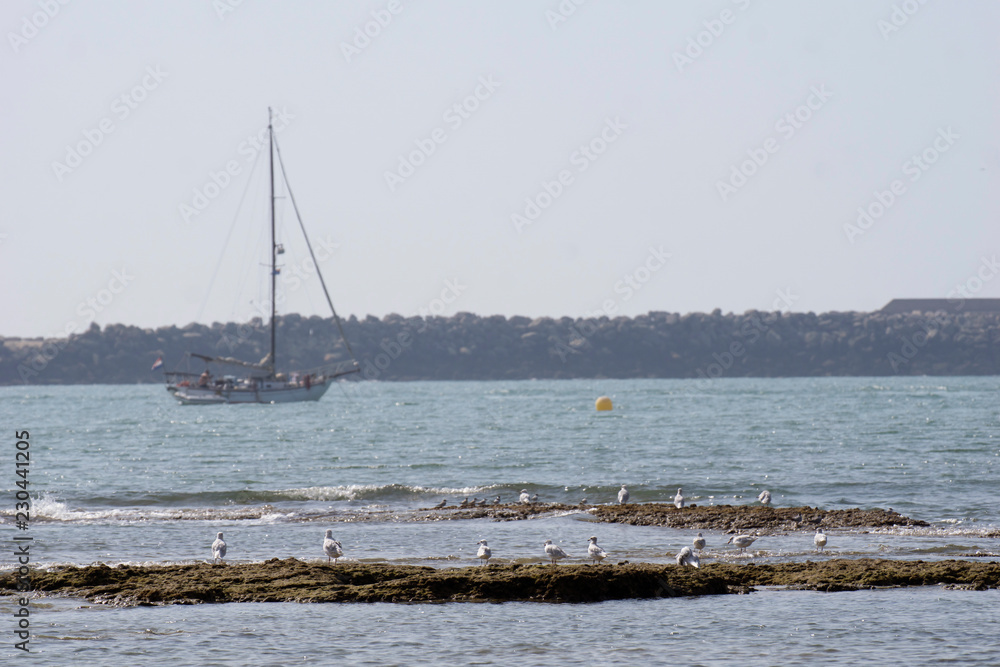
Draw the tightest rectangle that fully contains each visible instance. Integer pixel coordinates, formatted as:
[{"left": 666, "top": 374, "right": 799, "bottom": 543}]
[
  {"left": 519, "top": 489, "right": 531, "bottom": 505},
  {"left": 212, "top": 532, "right": 227, "bottom": 563},
  {"left": 674, "top": 488, "right": 685, "bottom": 508},
  {"left": 693, "top": 532, "right": 706, "bottom": 553},
  {"left": 758, "top": 490, "right": 771, "bottom": 506},
  {"left": 530, "top": 493, "right": 539, "bottom": 504},
  {"left": 676, "top": 546, "right": 700, "bottom": 568},
  {"left": 323, "top": 529, "right": 343, "bottom": 563},
  {"left": 814, "top": 528, "right": 827, "bottom": 552},
  {"left": 587, "top": 536, "right": 607, "bottom": 564},
  {"left": 618, "top": 484, "right": 629, "bottom": 504},
  {"left": 727, "top": 534, "right": 758, "bottom": 554},
  {"left": 459, "top": 497, "right": 470, "bottom": 508},
  {"left": 477, "top": 539, "right": 492, "bottom": 565},
  {"left": 543, "top": 540, "right": 569, "bottom": 565},
  {"left": 432, "top": 499, "right": 447, "bottom": 509}
]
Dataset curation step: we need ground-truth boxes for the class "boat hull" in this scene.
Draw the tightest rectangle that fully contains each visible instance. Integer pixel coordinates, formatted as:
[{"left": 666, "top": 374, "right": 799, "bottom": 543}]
[{"left": 170, "top": 379, "right": 332, "bottom": 405}]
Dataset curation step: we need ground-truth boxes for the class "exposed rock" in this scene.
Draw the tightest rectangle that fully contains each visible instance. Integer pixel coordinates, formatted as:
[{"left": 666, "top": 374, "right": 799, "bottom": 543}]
[
  {"left": 5, "top": 558, "right": 998, "bottom": 605},
  {"left": 418, "top": 503, "right": 927, "bottom": 530},
  {"left": 588, "top": 504, "right": 929, "bottom": 531}
]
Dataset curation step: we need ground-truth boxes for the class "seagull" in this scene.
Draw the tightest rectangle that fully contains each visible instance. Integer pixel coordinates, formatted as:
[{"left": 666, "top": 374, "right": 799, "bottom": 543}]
[
  {"left": 477, "top": 539, "right": 492, "bottom": 565},
  {"left": 693, "top": 532, "right": 706, "bottom": 553},
  {"left": 618, "top": 484, "right": 629, "bottom": 504},
  {"left": 674, "top": 488, "right": 685, "bottom": 508},
  {"left": 758, "top": 490, "right": 771, "bottom": 506},
  {"left": 814, "top": 528, "right": 827, "bottom": 552},
  {"left": 530, "top": 493, "right": 539, "bottom": 504},
  {"left": 323, "top": 529, "right": 343, "bottom": 563},
  {"left": 543, "top": 540, "right": 569, "bottom": 565},
  {"left": 212, "top": 532, "right": 227, "bottom": 563},
  {"left": 471, "top": 497, "right": 480, "bottom": 507},
  {"left": 492, "top": 495, "right": 501, "bottom": 505},
  {"left": 519, "top": 489, "right": 531, "bottom": 505},
  {"left": 579, "top": 498, "right": 588, "bottom": 507},
  {"left": 727, "top": 534, "right": 758, "bottom": 554},
  {"left": 432, "top": 499, "right": 447, "bottom": 509},
  {"left": 459, "top": 497, "right": 470, "bottom": 508},
  {"left": 587, "top": 536, "right": 607, "bottom": 564},
  {"left": 676, "top": 546, "right": 700, "bottom": 568}
]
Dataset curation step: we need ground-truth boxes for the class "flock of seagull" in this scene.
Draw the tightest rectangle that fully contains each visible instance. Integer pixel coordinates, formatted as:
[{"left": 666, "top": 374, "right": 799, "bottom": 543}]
[
  {"left": 209, "top": 486, "right": 830, "bottom": 566},
  {"left": 438, "top": 485, "right": 773, "bottom": 511},
  {"left": 212, "top": 527, "right": 828, "bottom": 567}
]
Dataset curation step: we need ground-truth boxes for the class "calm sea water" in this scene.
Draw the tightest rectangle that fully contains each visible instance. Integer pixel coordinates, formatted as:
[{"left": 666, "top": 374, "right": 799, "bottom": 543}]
[{"left": 2, "top": 377, "right": 999, "bottom": 665}]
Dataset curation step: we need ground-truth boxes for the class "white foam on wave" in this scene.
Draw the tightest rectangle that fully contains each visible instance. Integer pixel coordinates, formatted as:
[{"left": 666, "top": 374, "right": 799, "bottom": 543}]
[
  {"left": 868, "top": 524, "right": 1000, "bottom": 538},
  {"left": 8, "top": 494, "right": 296, "bottom": 525},
  {"left": 273, "top": 483, "right": 495, "bottom": 502}
]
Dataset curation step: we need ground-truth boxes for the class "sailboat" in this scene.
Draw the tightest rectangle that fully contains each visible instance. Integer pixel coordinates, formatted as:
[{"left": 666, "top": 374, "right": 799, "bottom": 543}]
[{"left": 164, "top": 109, "right": 359, "bottom": 404}]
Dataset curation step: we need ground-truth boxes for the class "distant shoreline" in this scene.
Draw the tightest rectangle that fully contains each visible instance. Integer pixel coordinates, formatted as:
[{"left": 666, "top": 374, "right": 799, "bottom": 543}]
[{"left": 4, "top": 306, "right": 999, "bottom": 384}]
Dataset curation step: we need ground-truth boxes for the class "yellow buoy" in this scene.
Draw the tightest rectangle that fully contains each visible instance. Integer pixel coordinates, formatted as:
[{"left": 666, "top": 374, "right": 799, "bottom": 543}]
[{"left": 595, "top": 396, "right": 613, "bottom": 411}]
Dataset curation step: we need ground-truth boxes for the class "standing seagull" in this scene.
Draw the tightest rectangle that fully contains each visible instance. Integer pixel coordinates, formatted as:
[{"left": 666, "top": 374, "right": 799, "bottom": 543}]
[
  {"left": 693, "top": 532, "right": 706, "bottom": 553},
  {"left": 814, "top": 528, "right": 827, "bottom": 552},
  {"left": 212, "top": 532, "right": 227, "bottom": 564},
  {"left": 674, "top": 488, "right": 685, "bottom": 508},
  {"left": 543, "top": 540, "right": 569, "bottom": 565},
  {"left": 587, "top": 536, "right": 607, "bottom": 564},
  {"left": 676, "top": 546, "right": 700, "bottom": 568},
  {"left": 459, "top": 497, "right": 470, "bottom": 508},
  {"left": 530, "top": 493, "right": 539, "bottom": 504},
  {"left": 758, "top": 490, "right": 772, "bottom": 506},
  {"left": 519, "top": 489, "right": 531, "bottom": 505},
  {"left": 618, "top": 484, "right": 630, "bottom": 504},
  {"left": 727, "top": 534, "right": 758, "bottom": 554},
  {"left": 476, "top": 539, "right": 492, "bottom": 565},
  {"left": 432, "top": 499, "right": 447, "bottom": 509},
  {"left": 323, "top": 529, "right": 343, "bottom": 563}
]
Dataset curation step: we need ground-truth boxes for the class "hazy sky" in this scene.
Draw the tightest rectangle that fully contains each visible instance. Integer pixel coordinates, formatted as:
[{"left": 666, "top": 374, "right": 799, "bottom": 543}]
[{"left": 3, "top": 1, "right": 998, "bottom": 337}]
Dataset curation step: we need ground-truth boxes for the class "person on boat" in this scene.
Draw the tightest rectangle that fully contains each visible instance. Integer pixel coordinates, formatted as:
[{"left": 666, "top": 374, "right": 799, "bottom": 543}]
[
  {"left": 198, "top": 370, "right": 211, "bottom": 387},
  {"left": 303, "top": 374, "right": 311, "bottom": 390}
]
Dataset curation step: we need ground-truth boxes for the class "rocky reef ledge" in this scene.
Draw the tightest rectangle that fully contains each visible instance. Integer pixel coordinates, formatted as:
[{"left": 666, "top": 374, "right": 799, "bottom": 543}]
[
  {"left": 421, "top": 503, "right": 929, "bottom": 531},
  {"left": 5, "top": 558, "right": 998, "bottom": 606}
]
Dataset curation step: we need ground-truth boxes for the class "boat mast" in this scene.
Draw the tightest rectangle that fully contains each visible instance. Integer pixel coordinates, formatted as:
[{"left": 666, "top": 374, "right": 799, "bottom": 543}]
[{"left": 268, "top": 107, "right": 277, "bottom": 376}]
